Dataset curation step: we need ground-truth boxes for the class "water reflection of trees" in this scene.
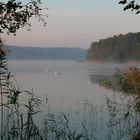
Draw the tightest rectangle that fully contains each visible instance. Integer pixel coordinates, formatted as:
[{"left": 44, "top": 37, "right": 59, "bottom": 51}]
[
  {"left": 88, "top": 74, "right": 111, "bottom": 85},
  {"left": 88, "top": 73, "right": 119, "bottom": 91},
  {"left": 89, "top": 67, "right": 140, "bottom": 140}
]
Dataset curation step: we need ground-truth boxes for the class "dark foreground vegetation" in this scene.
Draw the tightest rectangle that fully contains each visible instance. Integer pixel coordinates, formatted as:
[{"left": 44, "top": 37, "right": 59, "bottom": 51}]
[{"left": 1, "top": 42, "right": 140, "bottom": 140}]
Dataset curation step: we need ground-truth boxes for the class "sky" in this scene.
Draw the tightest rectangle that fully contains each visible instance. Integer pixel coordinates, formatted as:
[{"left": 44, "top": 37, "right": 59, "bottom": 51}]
[{"left": 2, "top": 0, "right": 140, "bottom": 49}]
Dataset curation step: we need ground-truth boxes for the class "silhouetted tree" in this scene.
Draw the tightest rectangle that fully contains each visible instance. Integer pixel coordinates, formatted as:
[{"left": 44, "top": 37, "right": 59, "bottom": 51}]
[
  {"left": 0, "top": 1, "right": 47, "bottom": 139},
  {"left": 119, "top": 0, "right": 140, "bottom": 14},
  {"left": 0, "top": 0, "right": 47, "bottom": 35}
]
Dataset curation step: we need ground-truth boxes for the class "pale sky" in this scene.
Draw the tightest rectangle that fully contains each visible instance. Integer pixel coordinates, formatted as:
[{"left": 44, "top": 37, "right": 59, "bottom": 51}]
[{"left": 3, "top": 0, "right": 140, "bottom": 49}]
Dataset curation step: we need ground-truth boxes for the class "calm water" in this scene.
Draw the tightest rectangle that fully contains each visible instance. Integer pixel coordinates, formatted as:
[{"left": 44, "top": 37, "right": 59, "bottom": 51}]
[
  {"left": 7, "top": 60, "right": 140, "bottom": 139},
  {"left": 8, "top": 60, "right": 136, "bottom": 109}
]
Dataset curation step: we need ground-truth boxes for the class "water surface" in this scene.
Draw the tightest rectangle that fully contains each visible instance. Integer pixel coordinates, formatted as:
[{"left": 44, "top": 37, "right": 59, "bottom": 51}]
[{"left": 8, "top": 60, "right": 140, "bottom": 139}]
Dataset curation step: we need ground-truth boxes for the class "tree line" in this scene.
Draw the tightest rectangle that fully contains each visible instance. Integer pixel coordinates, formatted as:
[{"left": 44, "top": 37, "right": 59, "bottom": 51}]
[
  {"left": 7, "top": 46, "right": 87, "bottom": 60},
  {"left": 87, "top": 32, "right": 140, "bottom": 62}
]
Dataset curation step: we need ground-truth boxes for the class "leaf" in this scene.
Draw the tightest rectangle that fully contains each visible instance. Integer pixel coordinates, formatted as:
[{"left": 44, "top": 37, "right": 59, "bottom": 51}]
[
  {"left": 135, "top": 10, "right": 140, "bottom": 14},
  {"left": 119, "top": 0, "right": 127, "bottom": 4},
  {"left": 124, "top": 112, "right": 129, "bottom": 119},
  {"left": 124, "top": 4, "right": 133, "bottom": 11},
  {"left": 75, "top": 134, "right": 84, "bottom": 140},
  {"left": 134, "top": 4, "right": 140, "bottom": 10},
  {"left": 7, "top": 72, "right": 10, "bottom": 80},
  {"left": 130, "top": 1, "right": 135, "bottom": 4},
  {"left": 72, "top": 129, "right": 76, "bottom": 138}
]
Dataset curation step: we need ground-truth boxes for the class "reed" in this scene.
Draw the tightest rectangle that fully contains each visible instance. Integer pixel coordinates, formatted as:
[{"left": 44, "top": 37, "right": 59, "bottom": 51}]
[{"left": 0, "top": 41, "right": 140, "bottom": 140}]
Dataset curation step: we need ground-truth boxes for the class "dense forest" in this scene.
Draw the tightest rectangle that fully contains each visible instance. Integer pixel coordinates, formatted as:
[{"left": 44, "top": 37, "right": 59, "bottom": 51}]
[
  {"left": 87, "top": 32, "right": 140, "bottom": 62},
  {"left": 6, "top": 46, "right": 87, "bottom": 60}
]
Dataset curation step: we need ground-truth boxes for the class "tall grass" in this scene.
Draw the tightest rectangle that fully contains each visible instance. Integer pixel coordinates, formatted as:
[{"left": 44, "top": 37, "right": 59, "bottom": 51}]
[
  {"left": 0, "top": 42, "right": 140, "bottom": 140},
  {"left": 100, "top": 67, "right": 140, "bottom": 140}
]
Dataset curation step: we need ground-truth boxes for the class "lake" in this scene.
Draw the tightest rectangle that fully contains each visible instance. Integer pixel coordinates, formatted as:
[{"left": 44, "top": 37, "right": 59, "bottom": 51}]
[{"left": 7, "top": 60, "right": 140, "bottom": 140}]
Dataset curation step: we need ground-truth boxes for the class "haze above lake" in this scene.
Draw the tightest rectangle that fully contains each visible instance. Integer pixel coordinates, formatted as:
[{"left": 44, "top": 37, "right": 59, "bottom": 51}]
[{"left": 7, "top": 60, "right": 140, "bottom": 139}]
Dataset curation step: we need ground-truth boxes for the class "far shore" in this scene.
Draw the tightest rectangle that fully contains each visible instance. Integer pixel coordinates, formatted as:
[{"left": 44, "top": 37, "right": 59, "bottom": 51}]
[
  {"left": 127, "top": 61, "right": 140, "bottom": 64},
  {"left": 78, "top": 60, "right": 140, "bottom": 64}
]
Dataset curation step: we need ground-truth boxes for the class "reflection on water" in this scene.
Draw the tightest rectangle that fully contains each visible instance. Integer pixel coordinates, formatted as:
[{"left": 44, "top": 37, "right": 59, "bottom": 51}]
[
  {"left": 8, "top": 60, "right": 140, "bottom": 112},
  {"left": 88, "top": 74, "right": 111, "bottom": 85},
  {"left": 88, "top": 63, "right": 140, "bottom": 88}
]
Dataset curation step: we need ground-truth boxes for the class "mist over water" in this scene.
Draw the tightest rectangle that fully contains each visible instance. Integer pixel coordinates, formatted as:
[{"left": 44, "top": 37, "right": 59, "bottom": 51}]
[
  {"left": 8, "top": 60, "right": 140, "bottom": 110},
  {"left": 7, "top": 60, "right": 140, "bottom": 139}
]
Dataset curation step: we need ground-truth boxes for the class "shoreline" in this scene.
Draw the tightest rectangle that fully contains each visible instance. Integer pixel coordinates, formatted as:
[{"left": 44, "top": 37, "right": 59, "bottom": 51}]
[{"left": 78, "top": 60, "right": 140, "bottom": 64}]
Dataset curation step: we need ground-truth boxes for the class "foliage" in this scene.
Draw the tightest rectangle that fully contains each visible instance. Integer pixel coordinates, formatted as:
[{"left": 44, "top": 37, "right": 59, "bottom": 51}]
[
  {"left": 105, "top": 93, "right": 140, "bottom": 140},
  {"left": 0, "top": 0, "right": 47, "bottom": 35},
  {"left": 0, "top": 38, "right": 9, "bottom": 140},
  {"left": 87, "top": 32, "right": 140, "bottom": 62},
  {"left": 119, "top": 0, "right": 140, "bottom": 14},
  {"left": 123, "top": 67, "right": 140, "bottom": 95},
  {"left": 0, "top": 1, "right": 47, "bottom": 139},
  {"left": 105, "top": 67, "right": 140, "bottom": 96},
  {"left": 100, "top": 67, "right": 140, "bottom": 94},
  {"left": 0, "top": 42, "right": 44, "bottom": 139}
]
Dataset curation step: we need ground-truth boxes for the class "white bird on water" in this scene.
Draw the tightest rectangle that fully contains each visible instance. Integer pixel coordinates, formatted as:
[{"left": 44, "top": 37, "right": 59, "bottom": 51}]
[{"left": 54, "top": 71, "right": 61, "bottom": 76}]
